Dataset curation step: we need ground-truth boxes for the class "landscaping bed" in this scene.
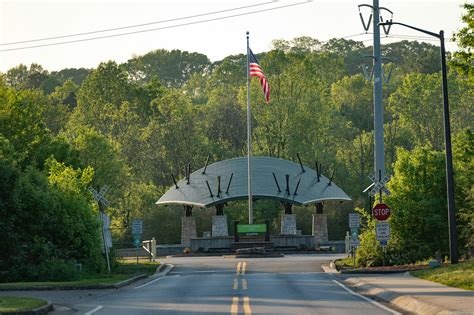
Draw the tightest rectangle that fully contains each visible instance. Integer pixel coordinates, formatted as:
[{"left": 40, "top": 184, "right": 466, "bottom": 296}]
[
  {"left": 0, "top": 261, "right": 160, "bottom": 290},
  {"left": 335, "top": 257, "right": 428, "bottom": 273},
  {"left": 0, "top": 296, "right": 47, "bottom": 313}
]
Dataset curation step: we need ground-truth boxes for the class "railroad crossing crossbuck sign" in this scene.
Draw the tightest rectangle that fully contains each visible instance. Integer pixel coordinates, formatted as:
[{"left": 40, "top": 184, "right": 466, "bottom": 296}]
[{"left": 367, "top": 174, "right": 391, "bottom": 197}]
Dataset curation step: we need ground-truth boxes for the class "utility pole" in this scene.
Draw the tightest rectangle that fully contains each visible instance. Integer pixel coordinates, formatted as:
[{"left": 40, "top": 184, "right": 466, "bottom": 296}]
[
  {"left": 372, "top": 0, "right": 385, "bottom": 185},
  {"left": 359, "top": 1, "right": 393, "bottom": 202}
]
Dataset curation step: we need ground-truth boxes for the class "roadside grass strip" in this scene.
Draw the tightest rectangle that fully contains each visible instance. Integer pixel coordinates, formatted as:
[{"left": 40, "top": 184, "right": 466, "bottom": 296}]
[
  {"left": 411, "top": 260, "right": 474, "bottom": 290},
  {"left": 0, "top": 261, "right": 160, "bottom": 290},
  {"left": 0, "top": 296, "right": 47, "bottom": 312},
  {"left": 0, "top": 275, "right": 131, "bottom": 290}
]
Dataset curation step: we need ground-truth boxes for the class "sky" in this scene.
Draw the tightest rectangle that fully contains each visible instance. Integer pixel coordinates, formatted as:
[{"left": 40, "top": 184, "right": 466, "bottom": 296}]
[{"left": 0, "top": 0, "right": 468, "bottom": 72}]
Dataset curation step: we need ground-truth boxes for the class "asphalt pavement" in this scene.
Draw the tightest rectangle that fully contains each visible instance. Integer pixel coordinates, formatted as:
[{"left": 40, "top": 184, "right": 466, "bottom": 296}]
[{"left": 38, "top": 254, "right": 401, "bottom": 314}]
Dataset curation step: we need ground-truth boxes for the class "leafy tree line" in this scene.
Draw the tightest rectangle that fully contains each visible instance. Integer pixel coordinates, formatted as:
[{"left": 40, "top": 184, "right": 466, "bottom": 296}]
[{"left": 0, "top": 5, "right": 472, "bottom": 279}]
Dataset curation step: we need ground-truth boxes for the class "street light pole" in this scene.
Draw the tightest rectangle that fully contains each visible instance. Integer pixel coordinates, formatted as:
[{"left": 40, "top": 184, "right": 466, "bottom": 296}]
[{"left": 379, "top": 21, "right": 458, "bottom": 264}]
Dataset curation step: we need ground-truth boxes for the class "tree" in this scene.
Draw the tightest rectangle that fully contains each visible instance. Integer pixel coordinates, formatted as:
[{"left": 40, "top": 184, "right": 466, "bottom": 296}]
[
  {"left": 388, "top": 72, "right": 473, "bottom": 151},
  {"left": 386, "top": 146, "right": 450, "bottom": 262},
  {"left": 124, "top": 49, "right": 211, "bottom": 88},
  {"left": 202, "top": 86, "right": 246, "bottom": 159},
  {"left": 5, "top": 64, "right": 50, "bottom": 91},
  {"left": 452, "top": 4, "right": 474, "bottom": 82}
]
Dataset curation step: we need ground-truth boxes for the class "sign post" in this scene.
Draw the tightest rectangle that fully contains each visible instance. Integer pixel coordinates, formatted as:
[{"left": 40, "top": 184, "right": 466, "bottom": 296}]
[
  {"left": 348, "top": 213, "right": 360, "bottom": 266},
  {"left": 376, "top": 221, "right": 390, "bottom": 266},
  {"left": 132, "top": 219, "right": 143, "bottom": 272}
]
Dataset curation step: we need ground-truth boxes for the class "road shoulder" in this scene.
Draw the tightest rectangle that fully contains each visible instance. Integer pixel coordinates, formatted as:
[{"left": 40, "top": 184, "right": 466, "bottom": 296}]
[{"left": 340, "top": 272, "right": 474, "bottom": 315}]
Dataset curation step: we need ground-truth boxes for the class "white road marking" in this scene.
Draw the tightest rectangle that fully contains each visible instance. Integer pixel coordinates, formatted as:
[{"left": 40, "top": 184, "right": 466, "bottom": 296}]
[
  {"left": 332, "top": 280, "right": 401, "bottom": 315},
  {"left": 242, "top": 262, "right": 247, "bottom": 275},
  {"left": 134, "top": 276, "right": 167, "bottom": 289},
  {"left": 85, "top": 305, "right": 103, "bottom": 315},
  {"left": 243, "top": 296, "right": 252, "bottom": 314},
  {"left": 230, "top": 296, "right": 239, "bottom": 314},
  {"left": 233, "top": 278, "right": 239, "bottom": 290}
]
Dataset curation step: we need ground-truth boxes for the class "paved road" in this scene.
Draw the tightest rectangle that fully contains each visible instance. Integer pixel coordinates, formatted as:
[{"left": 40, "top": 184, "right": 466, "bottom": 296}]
[{"left": 19, "top": 254, "right": 400, "bottom": 314}]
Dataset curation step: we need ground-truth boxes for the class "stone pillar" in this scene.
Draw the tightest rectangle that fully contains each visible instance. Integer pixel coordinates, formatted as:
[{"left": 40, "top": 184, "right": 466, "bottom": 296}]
[
  {"left": 212, "top": 215, "right": 229, "bottom": 237},
  {"left": 281, "top": 213, "right": 297, "bottom": 235},
  {"left": 313, "top": 214, "right": 328, "bottom": 243},
  {"left": 181, "top": 216, "right": 197, "bottom": 247}
]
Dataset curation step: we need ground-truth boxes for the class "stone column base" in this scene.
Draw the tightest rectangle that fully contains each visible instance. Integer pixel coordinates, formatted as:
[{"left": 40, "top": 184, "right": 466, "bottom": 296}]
[
  {"left": 181, "top": 217, "right": 197, "bottom": 247},
  {"left": 281, "top": 213, "right": 297, "bottom": 235},
  {"left": 313, "top": 214, "right": 328, "bottom": 243},
  {"left": 212, "top": 215, "right": 229, "bottom": 237}
]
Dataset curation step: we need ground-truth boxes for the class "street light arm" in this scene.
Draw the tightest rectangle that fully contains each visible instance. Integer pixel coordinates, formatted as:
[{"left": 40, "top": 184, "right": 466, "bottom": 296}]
[{"left": 379, "top": 21, "right": 439, "bottom": 38}]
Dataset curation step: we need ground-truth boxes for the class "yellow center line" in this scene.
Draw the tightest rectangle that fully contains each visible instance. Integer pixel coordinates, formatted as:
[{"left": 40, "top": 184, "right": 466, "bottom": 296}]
[
  {"left": 230, "top": 296, "right": 239, "bottom": 315},
  {"left": 242, "top": 262, "right": 247, "bottom": 275},
  {"left": 242, "top": 278, "right": 248, "bottom": 290},
  {"left": 236, "top": 262, "right": 242, "bottom": 275},
  {"left": 243, "top": 296, "right": 252, "bottom": 315},
  {"left": 233, "top": 279, "right": 238, "bottom": 290}
]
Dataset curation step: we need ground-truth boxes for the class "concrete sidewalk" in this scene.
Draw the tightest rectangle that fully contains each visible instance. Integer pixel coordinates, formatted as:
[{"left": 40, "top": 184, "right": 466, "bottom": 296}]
[{"left": 341, "top": 272, "right": 474, "bottom": 314}]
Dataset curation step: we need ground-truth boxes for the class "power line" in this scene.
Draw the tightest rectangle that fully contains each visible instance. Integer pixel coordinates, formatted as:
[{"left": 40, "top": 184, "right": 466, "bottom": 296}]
[
  {"left": 363, "top": 32, "right": 455, "bottom": 43},
  {"left": 0, "top": 0, "right": 313, "bottom": 53},
  {"left": 1, "top": 1, "right": 277, "bottom": 46}
]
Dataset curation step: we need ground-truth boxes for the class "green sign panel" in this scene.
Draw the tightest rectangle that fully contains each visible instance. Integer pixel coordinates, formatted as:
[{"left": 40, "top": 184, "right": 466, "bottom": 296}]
[
  {"left": 237, "top": 224, "right": 267, "bottom": 234},
  {"left": 132, "top": 234, "right": 141, "bottom": 247}
]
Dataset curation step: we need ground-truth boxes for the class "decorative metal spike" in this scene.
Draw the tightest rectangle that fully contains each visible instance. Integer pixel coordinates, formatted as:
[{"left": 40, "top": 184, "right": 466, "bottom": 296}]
[
  {"left": 226, "top": 173, "right": 233, "bottom": 194},
  {"left": 294, "top": 178, "right": 301, "bottom": 196},
  {"left": 202, "top": 156, "right": 210, "bottom": 174},
  {"left": 328, "top": 169, "right": 335, "bottom": 186},
  {"left": 205, "top": 180, "right": 213, "bottom": 197},
  {"left": 272, "top": 172, "right": 281, "bottom": 193},
  {"left": 217, "top": 176, "right": 221, "bottom": 197},
  {"left": 171, "top": 174, "right": 179, "bottom": 189},
  {"left": 297, "top": 153, "right": 305, "bottom": 173}
]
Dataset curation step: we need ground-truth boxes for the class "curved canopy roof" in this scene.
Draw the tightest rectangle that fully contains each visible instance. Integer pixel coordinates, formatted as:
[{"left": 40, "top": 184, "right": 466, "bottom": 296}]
[{"left": 156, "top": 156, "right": 351, "bottom": 208}]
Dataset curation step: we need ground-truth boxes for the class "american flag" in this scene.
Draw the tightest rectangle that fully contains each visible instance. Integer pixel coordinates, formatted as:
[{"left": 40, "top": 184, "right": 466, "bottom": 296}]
[{"left": 249, "top": 49, "right": 270, "bottom": 103}]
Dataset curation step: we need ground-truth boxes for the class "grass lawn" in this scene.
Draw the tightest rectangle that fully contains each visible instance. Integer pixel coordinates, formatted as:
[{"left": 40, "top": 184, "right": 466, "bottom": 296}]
[
  {"left": 0, "top": 260, "right": 160, "bottom": 290},
  {"left": 0, "top": 296, "right": 47, "bottom": 312},
  {"left": 411, "top": 260, "right": 474, "bottom": 290}
]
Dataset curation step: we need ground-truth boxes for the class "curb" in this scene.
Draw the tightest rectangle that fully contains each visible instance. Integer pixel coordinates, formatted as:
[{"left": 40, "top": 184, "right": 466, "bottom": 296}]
[
  {"left": 0, "top": 300, "right": 53, "bottom": 315},
  {"left": 343, "top": 276, "right": 458, "bottom": 315},
  {"left": 154, "top": 263, "right": 174, "bottom": 276},
  {"left": 0, "top": 274, "right": 148, "bottom": 291},
  {"left": 340, "top": 269, "right": 413, "bottom": 274}
]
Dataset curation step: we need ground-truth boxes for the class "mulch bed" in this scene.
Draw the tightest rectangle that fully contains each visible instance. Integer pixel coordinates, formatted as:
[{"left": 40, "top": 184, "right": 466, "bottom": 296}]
[{"left": 338, "top": 263, "right": 429, "bottom": 273}]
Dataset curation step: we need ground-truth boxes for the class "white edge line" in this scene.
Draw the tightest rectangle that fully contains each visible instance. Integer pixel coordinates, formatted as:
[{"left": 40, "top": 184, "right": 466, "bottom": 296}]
[
  {"left": 332, "top": 280, "right": 401, "bottom": 315},
  {"left": 85, "top": 305, "right": 103, "bottom": 315},
  {"left": 134, "top": 276, "right": 166, "bottom": 289}
]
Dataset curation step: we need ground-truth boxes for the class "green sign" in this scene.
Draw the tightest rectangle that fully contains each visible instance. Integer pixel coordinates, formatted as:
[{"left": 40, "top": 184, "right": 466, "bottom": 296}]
[
  {"left": 132, "top": 234, "right": 141, "bottom": 247},
  {"left": 237, "top": 224, "right": 267, "bottom": 234}
]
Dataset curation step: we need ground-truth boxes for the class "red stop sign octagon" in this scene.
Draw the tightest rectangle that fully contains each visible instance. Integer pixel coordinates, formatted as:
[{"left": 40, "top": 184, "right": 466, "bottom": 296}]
[{"left": 373, "top": 203, "right": 391, "bottom": 221}]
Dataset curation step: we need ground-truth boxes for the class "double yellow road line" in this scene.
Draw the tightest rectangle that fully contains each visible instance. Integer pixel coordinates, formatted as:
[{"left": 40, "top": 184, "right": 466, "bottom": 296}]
[
  {"left": 231, "top": 261, "right": 251, "bottom": 314},
  {"left": 236, "top": 261, "right": 247, "bottom": 275},
  {"left": 231, "top": 296, "right": 251, "bottom": 315}
]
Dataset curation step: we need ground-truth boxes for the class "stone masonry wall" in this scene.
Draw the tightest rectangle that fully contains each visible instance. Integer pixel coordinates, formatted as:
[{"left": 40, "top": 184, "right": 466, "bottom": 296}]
[
  {"left": 181, "top": 216, "right": 197, "bottom": 247},
  {"left": 212, "top": 215, "right": 229, "bottom": 237}
]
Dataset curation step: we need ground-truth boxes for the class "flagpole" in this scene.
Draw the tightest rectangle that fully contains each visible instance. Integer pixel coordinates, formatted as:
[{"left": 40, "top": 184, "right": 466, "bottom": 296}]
[{"left": 246, "top": 31, "right": 253, "bottom": 224}]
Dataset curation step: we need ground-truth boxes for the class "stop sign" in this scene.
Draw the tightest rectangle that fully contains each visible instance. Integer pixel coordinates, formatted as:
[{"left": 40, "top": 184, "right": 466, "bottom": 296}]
[{"left": 373, "top": 203, "right": 391, "bottom": 221}]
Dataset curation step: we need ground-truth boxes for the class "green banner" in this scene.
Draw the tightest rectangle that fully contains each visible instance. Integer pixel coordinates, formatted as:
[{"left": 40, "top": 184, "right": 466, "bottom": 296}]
[{"left": 237, "top": 224, "right": 267, "bottom": 234}]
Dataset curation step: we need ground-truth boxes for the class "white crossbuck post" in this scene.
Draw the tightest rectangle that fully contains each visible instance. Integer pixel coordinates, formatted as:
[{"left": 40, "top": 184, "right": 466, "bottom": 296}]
[
  {"left": 367, "top": 174, "right": 391, "bottom": 198},
  {"left": 88, "top": 185, "right": 112, "bottom": 272}
]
